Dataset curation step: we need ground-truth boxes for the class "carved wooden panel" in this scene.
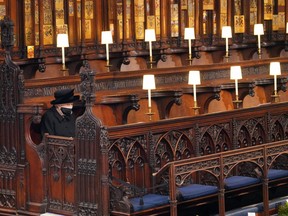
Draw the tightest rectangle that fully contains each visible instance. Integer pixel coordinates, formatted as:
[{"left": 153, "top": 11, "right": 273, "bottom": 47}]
[
  {"left": 46, "top": 136, "right": 75, "bottom": 214},
  {"left": 109, "top": 135, "right": 148, "bottom": 189},
  {"left": 270, "top": 113, "right": 288, "bottom": 142},
  {"left": 199, "top": 123, "right": 231, "bottom": 155},
  {"left": 0, "top": 17, "right": 23, "bottom": 213},
  {"left": 154, "top": 130, "right": 195, "bottom": 169}
]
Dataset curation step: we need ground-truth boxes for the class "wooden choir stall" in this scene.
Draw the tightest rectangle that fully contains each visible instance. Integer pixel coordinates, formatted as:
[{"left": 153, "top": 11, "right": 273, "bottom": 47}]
[{"left": 2, "top": 0, "right": 288, "bottom": 215}]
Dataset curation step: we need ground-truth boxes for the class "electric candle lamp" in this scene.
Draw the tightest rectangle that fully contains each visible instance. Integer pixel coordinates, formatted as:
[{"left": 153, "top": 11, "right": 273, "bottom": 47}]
[
  {"left": 188, "top": 70, "right": 201, "bottom": 109},
  {"left": 230, "top": 66, "right": 242, "bottom": 101},
  {"left": 254, "top": 24, "right": 264, "bottom": 56},
  {"left": 57, "top": 34, "right": 69, "bottom": 71},
  {"left": 143, "top": 74, "right": 156, "bottom": 118},
  {"left": 221, "top": 26, "right": 232, "bottom": 58},
  {"left": 269, "top": 62, "right": 281, "bottom": 96},
  {"left": 184, "top": 27, "right": 195, "bottom": 61},
  {"left": 286, "top": 22, "right": 288, "bottom": 34},
  {"left": 101, "top": 31, "right": 113, "bottom": 66},
  {"left": 145, "top": 29, "right": 156, "bottom": 64}
]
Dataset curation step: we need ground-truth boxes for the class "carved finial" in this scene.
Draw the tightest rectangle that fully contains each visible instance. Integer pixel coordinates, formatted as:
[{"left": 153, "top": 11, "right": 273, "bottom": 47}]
[
  {"left": 79, "top": 65, "right": 96, "bottom": 105},
  {"left": 0, "top": 16, "right": 14, "bottom": 52}
]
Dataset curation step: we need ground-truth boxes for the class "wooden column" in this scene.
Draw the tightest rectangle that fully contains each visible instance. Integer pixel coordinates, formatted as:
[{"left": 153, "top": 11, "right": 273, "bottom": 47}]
[
  {"left": 195, "top": 0, "right": 201, "bottom": 37},
  {"left": 67, "top": 0, "right": 77, "bottom": 45},
  {"left": 80, "top": 0, "right": 86, "bottom": 53},
  {"left": 94, "top": 0, "right": 104, "bottom": 44},
  {"left": 38, "top": 0, "right": 44, "bottom": 57},
  {"left": 160, "top": 0, "right": 169, "bottom": 43},
  {"left": 243, "top": 0, "right": 250, "bottom": 34},
  {"left": 169, "top": 164, "right": 177, "bottom": 216},
  {"left": 218, "top": 155, "right": 225, "bottom": 216},
  {"left": 257, "top": 0, "right": 263, "bottom": 23},
  {"left": 286, "top": 0, "right": 288, "bottom": 23},
  {"left": 122, "top": 0, "right": 127, "bottom": 42},
  {"left": 100, "top": 128, "right": 110, "bottom": 216},
  {"left": 262, "top": 147, "right": 269, "bottom": 216},
  {"left": 227, "top": 0, "right": 232, "bottom": 26}
]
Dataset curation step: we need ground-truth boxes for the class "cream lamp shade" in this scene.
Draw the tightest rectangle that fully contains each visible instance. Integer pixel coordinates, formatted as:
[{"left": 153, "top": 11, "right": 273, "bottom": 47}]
[
  {"left": 286, "top": 22, "right": 288, "bottom": 34},
  {"left": 188, "top": 71, "right": 201, "bottom": 85},
  {"left": 230, "top": 66, "right": 242, "bottom": 80},
  {"left": 57, "top": 34, "right": 69, "bottom": 47},
  {"left": 270, "top": 62, "right": 281, "bottom": 75},
  {"left": 254, "top": 24, "right": 264, "bottom": 35},
  {"left": 101, "top": 31, "right": 113, "bottom": 44},
  {"left": 221, "top": 26, "right": 232, "bottom": 38},
  {"left": 184, "top": 28, "right": 195, "bottom": 40},
  {"left": 143, "top": 74, "right": 156, "bottom": 90},
  {"left": 145, "top": 29, "right": 156, "bottom": 42}
]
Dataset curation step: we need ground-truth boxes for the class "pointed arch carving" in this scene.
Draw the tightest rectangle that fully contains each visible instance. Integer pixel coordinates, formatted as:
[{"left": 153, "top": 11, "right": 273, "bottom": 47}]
[
  {"left": 270, "top": 114, "right": 288, "bottom": 141},
  {"left": 251, "top": 123, "right": 266, "bottom": 145},
  {"left": 199, "top": 124, "right": 231, "bottom": 155},
  {"left": 237, "top": 126, "right": 251, "bottom": 148},
  {"left": 235, "top": 117, "right": 266, "bottom": 148},
  {"left": 126, "top": 141, "right": 148, "bottom": 188},
  {"left": 109, "top": 136, "right": 148, "bottom": 188},
  {"left": 154, "top": 130, "right": 194, "bottom": 169},
  {"left": 109, "top": 145, "right": 126, "bottom": 184}
]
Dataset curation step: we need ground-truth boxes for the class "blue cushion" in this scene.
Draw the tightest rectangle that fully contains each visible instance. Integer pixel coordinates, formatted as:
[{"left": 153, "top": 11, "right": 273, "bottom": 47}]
[
  {"left": 177, "top": 184, "right": 218, "bottom": 200},
  {"left": 225, "top": 176, "right": 260, "bottom": 190},
  {"left": 129, "top": 193, "right": 170, "bottom": 212},
  {"left": 268, "top": 169, "right": 288, "bottom": 180}
]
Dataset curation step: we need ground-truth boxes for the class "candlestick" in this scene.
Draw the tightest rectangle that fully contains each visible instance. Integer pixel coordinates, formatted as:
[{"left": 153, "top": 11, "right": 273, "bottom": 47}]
[
  {"left": 188, "top": 70, "right": 201, "bottom": 110},
  {"left": 101, "top": 31, "right": 113, "bottom": 67},
  {"left": 274, "top": 74, "right": 277, "bottom": 92},
  {"left": 230, "top": 66, "right": 242, "bottom": 100},
  {"left": 193, "top": 84, "right": 197, "bottom": 102},
  {"left": 221, "top": 26, "right": 232, "bottom": 58},
  {"left": 270, "top": 62, "right": 281, "bottom": 96},
  {"left": 145, "top": 29, "right": 156, "bottom": 64},
  {"left": 235, "top": 78, "right": 239, "bottom": 96},
  {"left": 225, "top": 37, "right": 229, "bottom": 54},
  {"left": 106, "top": 43, "right": 109, "bottom": 62},
  {"left": 148, "top": 88, "right": 152, "bottom": 107},
  {"left": 57, "top": 33, "right": 69, "bottom": 71},
  {"left": 188, "top": 39, "right": 192, "bottom": 58},
  {"left": 258, "top": 34, "right": 261, "bottom": 50},
  {"left": 61, "top": 46, "right": 65, "bottom": 67},
  {"left": 254, "top": 24, "right": 264, "bottom": 56},
  {"left": 184, "top": 28, "right": 195, "bottom": 61},
  {"left": 143, "top": 74, "right": 156, "bottom": 116},
  {"left": 149, "top": 41, "right": 152, "bottom": 62}
]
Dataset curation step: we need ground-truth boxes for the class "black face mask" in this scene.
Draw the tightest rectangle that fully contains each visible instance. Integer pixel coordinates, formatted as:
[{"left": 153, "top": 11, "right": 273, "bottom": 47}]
[{"left": 61, "top": 107, "right": 73, "bottom": 116}]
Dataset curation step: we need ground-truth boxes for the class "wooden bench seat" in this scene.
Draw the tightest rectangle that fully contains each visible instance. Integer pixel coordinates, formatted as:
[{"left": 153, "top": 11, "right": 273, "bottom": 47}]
[
  {"left": 129, "top": 194, "right": 170, "bottom": 212},
  {"left": 176, "top": 184, "right": 218, "bottom": 201},
  {"left": 268, "top": 169, "right": 288, "bottom": 180},
  {"left": 224, "top": 176, "right": 261, "bottom": 190}
]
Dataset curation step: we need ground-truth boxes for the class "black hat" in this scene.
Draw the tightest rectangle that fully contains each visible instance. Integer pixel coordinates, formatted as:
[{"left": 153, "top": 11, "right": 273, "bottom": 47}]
[{"left": 51, "top": 88, "right": 80, "bottom": 105}]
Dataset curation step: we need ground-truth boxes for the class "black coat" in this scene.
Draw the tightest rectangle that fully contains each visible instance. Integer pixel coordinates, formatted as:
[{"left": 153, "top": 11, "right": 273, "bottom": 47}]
[{"left": 40, "top": 106, "right": 76, "bottom": 137}]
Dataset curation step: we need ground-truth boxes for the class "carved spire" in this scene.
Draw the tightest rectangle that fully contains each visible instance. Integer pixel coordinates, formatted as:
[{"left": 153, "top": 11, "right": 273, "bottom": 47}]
[
  {"left": 79, "top": 62, "right": 96, "bottom": 105},
  {"left": 0, "top": 16, "right": 14, "bottom": 52}
]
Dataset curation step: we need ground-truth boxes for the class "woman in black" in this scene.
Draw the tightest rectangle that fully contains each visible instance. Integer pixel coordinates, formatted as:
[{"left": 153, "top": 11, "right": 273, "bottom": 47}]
[{"left": 40, "top": 88, "right": 80, "bottom": 138}]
